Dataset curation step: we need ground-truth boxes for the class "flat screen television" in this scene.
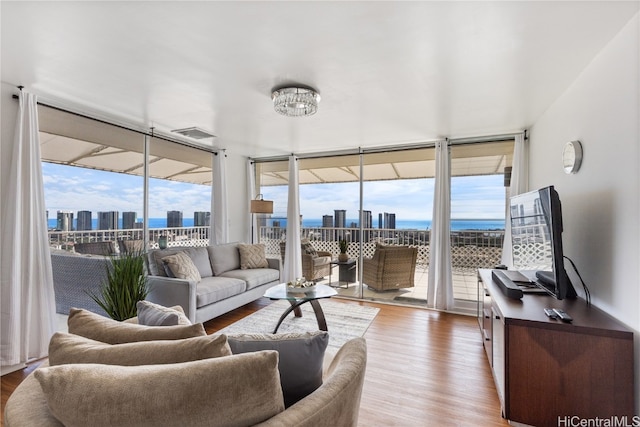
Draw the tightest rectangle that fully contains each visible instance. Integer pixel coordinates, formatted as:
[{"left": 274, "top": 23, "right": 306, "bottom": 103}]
[{"left": 510, "top": 185, "right": 577, "bottom": 300}]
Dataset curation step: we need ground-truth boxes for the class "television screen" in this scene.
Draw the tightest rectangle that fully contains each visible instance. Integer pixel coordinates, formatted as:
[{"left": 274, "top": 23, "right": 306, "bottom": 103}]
[{"left": 510, "top": 186, "right": 577, "bottom": 300}]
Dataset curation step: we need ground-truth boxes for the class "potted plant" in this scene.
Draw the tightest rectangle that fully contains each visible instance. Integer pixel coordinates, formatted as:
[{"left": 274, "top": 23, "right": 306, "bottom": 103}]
[
  {"left": 88, "top": 249, "right": 148, "bottom": 321},
  {"left": 338, "top": 239, "right": 349, "bottom": 262}
]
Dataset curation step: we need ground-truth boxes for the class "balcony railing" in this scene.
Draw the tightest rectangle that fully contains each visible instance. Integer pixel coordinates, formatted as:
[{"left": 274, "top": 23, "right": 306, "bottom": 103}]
[
  {"left": 48, "top": 226, "right": 210, "bottom": 252},
  {"left": 259, "top": 226, "right": 504, "bottom": 273}
]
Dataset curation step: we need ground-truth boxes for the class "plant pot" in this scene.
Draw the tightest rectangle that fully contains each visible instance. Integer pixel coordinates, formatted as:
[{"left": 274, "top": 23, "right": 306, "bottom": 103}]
[
  {"left": 338, "top": 253, "right": 349, "bottom": 262},
  {"left": 158, "top": 236, "right": 168, "bottom": 249}
]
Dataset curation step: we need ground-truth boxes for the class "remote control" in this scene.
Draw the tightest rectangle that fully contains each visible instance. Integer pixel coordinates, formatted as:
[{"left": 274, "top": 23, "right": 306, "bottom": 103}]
[
  {"left": 553, "top": 308, "right": 573, "bottom": 322},
  {"left": 544, "top": 308, "right": 558, "bottom": 319}
]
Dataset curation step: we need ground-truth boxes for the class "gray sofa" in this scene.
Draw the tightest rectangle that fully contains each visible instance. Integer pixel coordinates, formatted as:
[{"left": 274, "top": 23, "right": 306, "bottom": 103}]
[{"left": 146, "top": 243, "right": 281, "bottom": 323}]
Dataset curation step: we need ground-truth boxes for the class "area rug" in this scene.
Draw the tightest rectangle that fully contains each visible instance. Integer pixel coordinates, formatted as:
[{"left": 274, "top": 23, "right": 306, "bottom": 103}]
[{"left": 217, "top": 299, "right": 379, "bottom": 352}]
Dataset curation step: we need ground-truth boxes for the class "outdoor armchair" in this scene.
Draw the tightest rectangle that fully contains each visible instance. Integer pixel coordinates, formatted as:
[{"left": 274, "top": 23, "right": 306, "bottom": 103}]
[{"left": 362, "top": 245, "right": 417, "bottom": 291}]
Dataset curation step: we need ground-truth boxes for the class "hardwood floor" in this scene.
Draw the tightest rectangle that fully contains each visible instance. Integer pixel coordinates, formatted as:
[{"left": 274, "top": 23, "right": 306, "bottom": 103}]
[{"left": 1, "top": 298, "right": 510, "bottom": 426}]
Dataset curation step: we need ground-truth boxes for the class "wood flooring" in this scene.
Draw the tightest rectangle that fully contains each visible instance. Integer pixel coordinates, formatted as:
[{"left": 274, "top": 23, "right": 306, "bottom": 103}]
[{"left": 1, "top": 298, "right": 510, "bottom": 427}]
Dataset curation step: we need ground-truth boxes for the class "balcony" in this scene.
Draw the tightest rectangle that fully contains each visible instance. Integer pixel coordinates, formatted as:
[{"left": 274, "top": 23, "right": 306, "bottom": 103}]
[{"left": 259, "top": 226, "right": 504, "bottom": 304}]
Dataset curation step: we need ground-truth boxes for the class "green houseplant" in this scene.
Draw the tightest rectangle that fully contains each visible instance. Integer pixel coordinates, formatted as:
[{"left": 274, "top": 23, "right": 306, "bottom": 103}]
[
  {"left": 88, "top": 249, "right": 148, "bottom": 321},
  {"left": 338, "top": 239, "right": 349, "bottom": 262}
]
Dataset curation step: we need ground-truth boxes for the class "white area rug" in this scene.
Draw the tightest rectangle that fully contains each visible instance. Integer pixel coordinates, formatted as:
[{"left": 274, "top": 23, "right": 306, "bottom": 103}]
[{"left": 218, "top": 299, "right": 379, "bottom": 352}]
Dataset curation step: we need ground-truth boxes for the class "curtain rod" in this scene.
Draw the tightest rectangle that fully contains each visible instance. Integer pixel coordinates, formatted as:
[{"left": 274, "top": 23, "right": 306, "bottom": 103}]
[
  {"left": 252, "top": 131, "right": 524, "bottom": 163},
  {"left": 11, "top": 93, "right": 217, "bottom": 155}
]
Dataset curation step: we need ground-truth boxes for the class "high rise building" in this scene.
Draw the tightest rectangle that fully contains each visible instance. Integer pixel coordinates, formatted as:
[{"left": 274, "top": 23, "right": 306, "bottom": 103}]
[
  {"left": 167, "top": 211, "right": 183, "bottom": 228},
  {"left": 334, "top": 210, "right": 346, "bottom": 240},
  {"left": 194, "top": 211, "right": 211, "bottom": 226},
  {"left": 76, "top": 210, "right": 92, "bottom": 231},
  {"left": 122, "top": 211, "right": 137, "bottom": 230},
  {"left": 384, "top": 212, "right": 396, "bottom": 229},
  {"left": 333, "top": 210, "right": 346, "bottom": 228},
  {"left": 378, "top": 213, "right": 383, "bottom": 229},
  {"left": 98, "top": 211, "right": 119, "bottom": 230},
  {"left": 56, "top": 211, "right": 74, "bottom": 231},
  {"left": 360, "top": 210, "right": 372, "bottom": 242}
]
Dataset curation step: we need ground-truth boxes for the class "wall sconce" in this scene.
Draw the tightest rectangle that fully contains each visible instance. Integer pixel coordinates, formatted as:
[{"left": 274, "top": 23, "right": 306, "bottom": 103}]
[{"left": 250, "top": 195, "right": 274, "bottom": 214}]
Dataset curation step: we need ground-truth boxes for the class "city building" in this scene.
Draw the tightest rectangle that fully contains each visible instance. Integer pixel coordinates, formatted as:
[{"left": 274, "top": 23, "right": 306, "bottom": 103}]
[
  {"left": 76, "top": 210, "right": 92, "bottom": 231},
  {"left": 98, "top": 211, "right": 119, "bottom": 230},
  {"left": 194, "top": 211, "right": 211, "bottom": 227},
  {"left": 167, "top": 211, "right": 183, "bottom": 228},
  {"left": 56, "top": 211, "right": 73, "bottom": 232},
  {"left": 122, "top": 211, "right": 137, "bottom": 230}
]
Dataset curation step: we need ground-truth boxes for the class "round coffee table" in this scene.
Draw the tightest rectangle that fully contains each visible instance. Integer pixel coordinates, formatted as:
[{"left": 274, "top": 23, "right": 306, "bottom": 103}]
[{"left": 263, "top": 283, "right": 337, "bottom": 333}]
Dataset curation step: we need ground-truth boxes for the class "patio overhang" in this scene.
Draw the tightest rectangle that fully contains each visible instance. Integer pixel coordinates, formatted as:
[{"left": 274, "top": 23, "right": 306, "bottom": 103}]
[
  {"left": 38, "top": 104, "right": 213, "bottom": 186},
  {"left": 257, "top": 140, "right": 514, "bottom": 186}
]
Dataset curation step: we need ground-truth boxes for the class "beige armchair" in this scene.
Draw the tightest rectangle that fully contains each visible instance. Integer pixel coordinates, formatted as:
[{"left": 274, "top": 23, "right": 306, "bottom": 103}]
[
  {"left": 280, "top": 241, "right": 332, "bottom": 282},
  {"left": 363, "top": 245, "right": 417, "bottom": 291}
]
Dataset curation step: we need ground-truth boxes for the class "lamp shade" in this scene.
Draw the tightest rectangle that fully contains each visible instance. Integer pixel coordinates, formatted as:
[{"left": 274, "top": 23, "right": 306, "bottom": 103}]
[{"left": 250, "top": 199, "right": 273, "bottom": 214}]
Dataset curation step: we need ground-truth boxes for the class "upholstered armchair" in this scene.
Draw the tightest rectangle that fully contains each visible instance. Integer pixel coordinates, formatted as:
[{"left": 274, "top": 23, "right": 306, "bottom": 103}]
[
  {"left": 362, "top": 245, "right": 417, "bottom": 291},
  {"left": 279, "top": 240, "right": 332, "bottom": 282}
]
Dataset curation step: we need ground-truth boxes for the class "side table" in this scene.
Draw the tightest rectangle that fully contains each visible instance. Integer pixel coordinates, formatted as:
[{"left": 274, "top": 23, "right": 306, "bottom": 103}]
[{"left": 329, "top": 258, "right": 357, "bottom": 289}]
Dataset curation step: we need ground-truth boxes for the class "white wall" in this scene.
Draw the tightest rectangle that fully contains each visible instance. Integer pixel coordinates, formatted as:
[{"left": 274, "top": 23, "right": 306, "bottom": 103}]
[{"left": 529, "top": 12, "right": 639, "bottom": 413}]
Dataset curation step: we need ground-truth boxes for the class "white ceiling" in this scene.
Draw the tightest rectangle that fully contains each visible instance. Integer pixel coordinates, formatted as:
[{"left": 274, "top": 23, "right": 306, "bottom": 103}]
[{"left": 2, "top": 1, "right": 638, "bottom": 158}]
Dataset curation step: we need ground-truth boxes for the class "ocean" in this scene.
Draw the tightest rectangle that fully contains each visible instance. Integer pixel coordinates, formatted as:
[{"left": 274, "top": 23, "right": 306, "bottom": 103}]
[{"left": 49, "top": 218, "right": 504, "bottom": 231}]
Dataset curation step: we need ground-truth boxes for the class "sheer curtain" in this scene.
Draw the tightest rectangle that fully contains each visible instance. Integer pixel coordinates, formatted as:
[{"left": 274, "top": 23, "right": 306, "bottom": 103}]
[
  {"left": 211, "top": 151, "right": 228, "bottom": 245},
  {"left": 501, "top": 132, "right": 528, "bottom": 267},
  {"left": 1, "top": 90, "right": 56, "bottom": 367},
  {"left": 282, "top": 156, "right": 302, "bottom": 283},
  {"left": 427, "top": 140, "right": 454, "bottom": 310},
  {"left": 246, "top": 159, "right": 257, "bottom": 244}
]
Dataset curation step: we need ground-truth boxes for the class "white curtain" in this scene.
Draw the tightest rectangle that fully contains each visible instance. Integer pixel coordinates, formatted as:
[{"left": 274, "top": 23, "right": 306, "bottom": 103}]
[
  {"left": 246, "top": 159, "right": 257, "bottom": 244},
  {"left": 282, "top": 155, "right": 302, "bottom": 283},
  {"left": 1, "top": 90, "right": 57, "bottom": 366},
  {"left": 501, "top": 132, "right": 528, "bottom": 267},
  {"left": 211, "top": 151, "right": 228, "bottom": 245},
  {"left": 427, "top": 140, "right": 454, "bottom": 310}
]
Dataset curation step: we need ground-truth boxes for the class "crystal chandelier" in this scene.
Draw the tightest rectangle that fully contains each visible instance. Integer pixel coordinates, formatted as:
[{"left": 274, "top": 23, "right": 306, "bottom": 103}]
[{"left": 271, "top": 86, "right": 321, "bottom": 117}]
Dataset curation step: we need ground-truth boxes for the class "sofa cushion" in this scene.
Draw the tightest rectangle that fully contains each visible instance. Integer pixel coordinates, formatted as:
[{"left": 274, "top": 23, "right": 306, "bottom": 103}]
[
  {"left": 35, "top": 351, "right": 285, "bottom": 427},
  {"left": 220, "top": 268, "right": 280, "bottom": 290},
  {"left": 238, "top": 243, "right": 269, "bottom": 269},
  {"left": 228, "top": 331, "right": 329, "bottom": 407},
  {"left": 184, "top": 247, "right": 213, "bottom": 278},
  {"left": 196, "top": 276, "right": 246, "bottom": 308},
  {"left": 148, "top": 248, "right": 185, "bottom": 276},
  {"left": 208, "top": 242, "right": 241, "bottom": 275},
  {"left": 136, "top": 300, "right": 191, "bottom": 326},
  {"left": 162, "top": 251, "right": 202, "bottom": 282},
  {"left": 67, "top": 308, "right": 206, "bottom": 344},
  {"left": 48, "top": 332, "right": 231, "bottom": 366}
]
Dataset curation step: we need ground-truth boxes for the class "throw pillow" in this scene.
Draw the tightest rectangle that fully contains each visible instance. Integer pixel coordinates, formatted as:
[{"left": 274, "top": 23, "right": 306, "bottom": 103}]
[
  {"left": 238, "top": 243, "right": 269, "bottom": 269},
  {"left": 162, "top": 251, "right": 202, "bottom": 282},
  {"left": 149, "top": 247, "right": 185, "bottom": 276},
  {"left": 208, "top": 242, "right": 241, "bottom": 275},
  {"left": 48, "top": 332, "right": 231, "bottom": 366},
  {"left": 228, "top": 331, "right": 329, "bottom": 407},
  {"left": 67, "top": 308, "right": 206, "bottom": 344},
  {"left": 35, "top": 351, "right": 285, "bottom": 427},
  {"left": 136, "top": 300, "right": 191, "bottom": 326},
  {"left": 301, "top": 238, "right": 318, "bottom": 257}
]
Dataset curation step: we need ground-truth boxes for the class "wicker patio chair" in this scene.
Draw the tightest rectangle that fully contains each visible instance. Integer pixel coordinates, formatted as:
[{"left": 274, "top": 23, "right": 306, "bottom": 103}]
[
  {"left": 362, "top": 245, "right": 417, "bottom": 291},
  {"left": 279, "top": 240, "right": 332, "bottom": 282}
]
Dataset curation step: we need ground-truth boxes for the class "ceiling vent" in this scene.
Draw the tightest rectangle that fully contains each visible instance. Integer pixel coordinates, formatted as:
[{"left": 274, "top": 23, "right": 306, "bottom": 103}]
[{"left": 171, "top": 127, "right": 216, "bottom": 139}]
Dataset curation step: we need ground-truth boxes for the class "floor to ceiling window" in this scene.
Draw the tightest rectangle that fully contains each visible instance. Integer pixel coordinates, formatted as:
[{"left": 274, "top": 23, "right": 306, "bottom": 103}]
[
  {"left": 38, "top": 104, "right": 213, "bottom": 254},
  {"left": 254, "top": 138, "right": 513, "bottom": 311}
]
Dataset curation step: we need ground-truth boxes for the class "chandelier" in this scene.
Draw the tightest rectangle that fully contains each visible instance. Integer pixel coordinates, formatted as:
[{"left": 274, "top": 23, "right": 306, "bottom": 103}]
[{"left": 271, "top": 86, "right": 321, "bottom": 117}]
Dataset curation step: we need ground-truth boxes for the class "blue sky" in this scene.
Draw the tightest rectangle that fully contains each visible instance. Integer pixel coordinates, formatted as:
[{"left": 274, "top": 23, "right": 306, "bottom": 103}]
[{"left": 42, "top": 163, "right": 506, "bottom": 220}]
